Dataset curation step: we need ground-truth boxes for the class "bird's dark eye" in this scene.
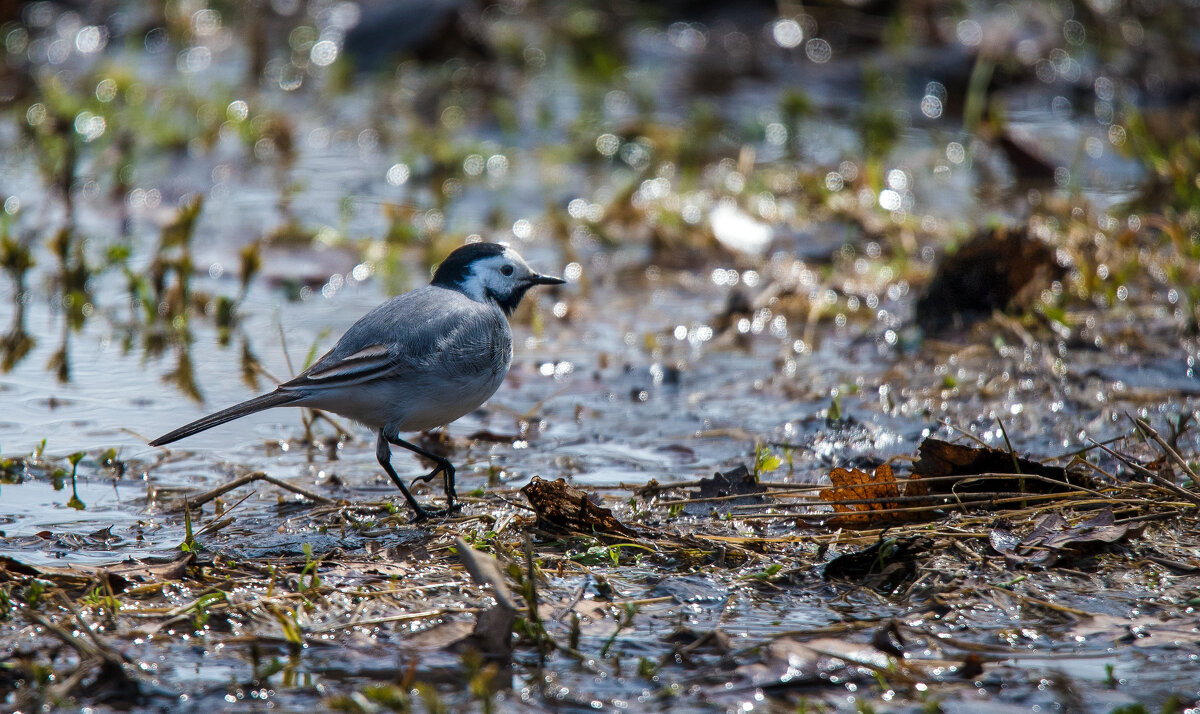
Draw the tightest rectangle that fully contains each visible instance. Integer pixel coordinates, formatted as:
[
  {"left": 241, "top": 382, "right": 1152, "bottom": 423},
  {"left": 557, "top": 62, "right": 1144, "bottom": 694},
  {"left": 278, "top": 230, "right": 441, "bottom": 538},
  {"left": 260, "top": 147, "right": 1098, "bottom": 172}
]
[{"left": 500, "top": 264, "right": 514, "bottom": 276}]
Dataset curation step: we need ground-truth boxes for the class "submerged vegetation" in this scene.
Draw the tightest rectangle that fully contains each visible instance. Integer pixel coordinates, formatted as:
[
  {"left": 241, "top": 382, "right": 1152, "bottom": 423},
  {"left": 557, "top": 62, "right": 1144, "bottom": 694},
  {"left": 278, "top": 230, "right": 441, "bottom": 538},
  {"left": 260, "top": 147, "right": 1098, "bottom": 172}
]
[{"left": 1, "top": 0, "right": 1199, "bottom": 711}]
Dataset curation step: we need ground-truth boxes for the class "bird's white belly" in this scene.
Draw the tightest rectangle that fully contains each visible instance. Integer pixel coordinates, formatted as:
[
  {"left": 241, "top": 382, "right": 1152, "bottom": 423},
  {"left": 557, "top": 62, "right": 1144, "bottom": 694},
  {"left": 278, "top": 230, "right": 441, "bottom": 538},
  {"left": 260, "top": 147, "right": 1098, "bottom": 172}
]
[
  {"left": 393, "top": 367, "right": 509, "bottom": 432},
  {"left": 304, "top": 367, "right": 508, "bottom": 434}
]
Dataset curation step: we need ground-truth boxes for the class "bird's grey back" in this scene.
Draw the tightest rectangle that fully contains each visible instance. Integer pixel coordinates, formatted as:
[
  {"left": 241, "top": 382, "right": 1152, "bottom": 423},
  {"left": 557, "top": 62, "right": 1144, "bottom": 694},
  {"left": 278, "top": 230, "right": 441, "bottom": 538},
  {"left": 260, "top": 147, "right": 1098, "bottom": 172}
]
[{"left": 296, "top": 285, "right": 511, "bottom": 388}]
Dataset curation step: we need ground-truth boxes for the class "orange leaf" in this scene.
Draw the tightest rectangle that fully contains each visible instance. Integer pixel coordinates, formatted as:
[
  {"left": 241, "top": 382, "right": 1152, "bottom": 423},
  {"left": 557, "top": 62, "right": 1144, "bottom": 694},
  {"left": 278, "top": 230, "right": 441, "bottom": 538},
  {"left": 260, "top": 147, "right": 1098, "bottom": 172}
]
[{"left": 820, "top": 463, "right": 925, "bottom": 527}]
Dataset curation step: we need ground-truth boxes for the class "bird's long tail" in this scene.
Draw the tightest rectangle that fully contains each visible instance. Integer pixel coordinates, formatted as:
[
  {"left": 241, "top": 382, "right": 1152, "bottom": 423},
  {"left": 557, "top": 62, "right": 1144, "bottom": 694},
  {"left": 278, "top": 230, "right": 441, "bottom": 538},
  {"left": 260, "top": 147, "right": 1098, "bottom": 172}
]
[{"left": 149, "top": 390, "right": 303, "bottom": 446}]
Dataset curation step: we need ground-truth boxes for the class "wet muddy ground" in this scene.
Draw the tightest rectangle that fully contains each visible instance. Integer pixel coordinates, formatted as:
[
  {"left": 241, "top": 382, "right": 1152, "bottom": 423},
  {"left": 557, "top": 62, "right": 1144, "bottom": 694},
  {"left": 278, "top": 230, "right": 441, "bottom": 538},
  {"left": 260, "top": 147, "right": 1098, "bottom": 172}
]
[{"left": 2, "top": 1, "right": 1200, "bottom": 711}]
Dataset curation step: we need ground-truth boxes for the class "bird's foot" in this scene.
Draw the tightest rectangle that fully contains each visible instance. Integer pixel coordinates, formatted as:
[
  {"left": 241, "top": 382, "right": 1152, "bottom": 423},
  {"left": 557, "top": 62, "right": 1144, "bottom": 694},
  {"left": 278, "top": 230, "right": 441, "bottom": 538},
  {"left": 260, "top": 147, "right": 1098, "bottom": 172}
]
[{"left": 407, "top": 500, "right": 462, "bottom": 523}]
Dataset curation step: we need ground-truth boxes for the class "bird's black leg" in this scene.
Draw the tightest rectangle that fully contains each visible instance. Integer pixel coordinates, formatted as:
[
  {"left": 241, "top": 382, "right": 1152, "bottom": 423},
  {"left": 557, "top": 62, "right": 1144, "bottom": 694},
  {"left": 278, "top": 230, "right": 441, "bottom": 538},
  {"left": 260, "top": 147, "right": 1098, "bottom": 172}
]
[
  {"left": 376, "top": 432, "right": 432, "bottom": 521},
  {"left": 386, "top": 434, "right": 460, "bottom": 512}
]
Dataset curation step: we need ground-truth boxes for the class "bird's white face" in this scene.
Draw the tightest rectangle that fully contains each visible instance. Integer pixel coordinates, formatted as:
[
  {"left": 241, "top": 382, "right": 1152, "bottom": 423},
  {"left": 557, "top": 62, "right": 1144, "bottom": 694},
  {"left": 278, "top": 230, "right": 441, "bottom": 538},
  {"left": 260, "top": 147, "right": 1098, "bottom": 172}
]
[
  {"left": 464, "top": 248, "right": 539, "bottom": 298},
  {"left": 457, "top": 247, "right": 562, "bottom": 314},
  {"left": 431, "top": 242, "right": 564, "bottom": 314}
]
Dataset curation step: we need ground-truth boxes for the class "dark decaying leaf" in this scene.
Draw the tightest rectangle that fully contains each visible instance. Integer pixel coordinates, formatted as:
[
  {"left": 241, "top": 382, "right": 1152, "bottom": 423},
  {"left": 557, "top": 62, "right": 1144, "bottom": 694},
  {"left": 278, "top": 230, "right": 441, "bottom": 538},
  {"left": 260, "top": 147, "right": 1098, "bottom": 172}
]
[
  {"left": 521, "top": 476, "right": 642, "bottom": 539},
  {"left": 685, "top": 464, "right": 767, "bottom": 514},
  {"left": 465, "top": 430, "right": 524, "bottom": 443},
  {"left": 822, "top": 536, "right": 933, "bottom": 592},
  {"left": 104, "top": 552, "right": 195, "bottom": 586},
  {"left": 664, "top": 626, "right": 734, "bottom": 668},
  {"left": 989, "top": 508, "right": 1140, "bottom": 567},
  {"left": 0, "top": 552, "right": 195, "bottom": 593},
  {"left": 959, "top": 654, "right": 986, "bottom": 679},
  {"left": 915, "top": 224, "right": 1064, "bottom": 333},
  {"left": 913, "top": 437, "right": 1093, "bottom": 494},
  {"left": 0, "top": 555, "right": 41, "bottom": 579},
  {"left": 693, "top": 464, "right": 765, "bottom": 499}
]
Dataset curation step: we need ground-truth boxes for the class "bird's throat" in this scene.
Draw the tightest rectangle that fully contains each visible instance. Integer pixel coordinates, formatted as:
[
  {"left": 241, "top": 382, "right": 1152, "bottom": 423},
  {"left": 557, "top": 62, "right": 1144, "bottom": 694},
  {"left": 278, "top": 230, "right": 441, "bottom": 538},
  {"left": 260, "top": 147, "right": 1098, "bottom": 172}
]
[{"left": 486, "top": 286, "right": 528, "bottom": 316}]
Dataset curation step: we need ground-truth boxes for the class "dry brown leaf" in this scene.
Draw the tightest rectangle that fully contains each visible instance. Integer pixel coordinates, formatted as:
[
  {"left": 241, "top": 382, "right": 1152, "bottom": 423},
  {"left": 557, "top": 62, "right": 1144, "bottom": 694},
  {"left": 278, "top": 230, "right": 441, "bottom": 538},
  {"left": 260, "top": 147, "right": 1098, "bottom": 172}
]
[{"left": 820, "top": 463, "right": 927, "bottom": 526}]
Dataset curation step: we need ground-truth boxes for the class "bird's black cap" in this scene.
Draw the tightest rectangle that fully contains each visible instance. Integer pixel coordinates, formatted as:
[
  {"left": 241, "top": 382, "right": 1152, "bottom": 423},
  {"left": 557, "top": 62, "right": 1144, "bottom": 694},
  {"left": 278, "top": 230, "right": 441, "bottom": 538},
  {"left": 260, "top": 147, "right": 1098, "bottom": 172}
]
[{"left": 430, "top": 242, "right": 506, "bottom": 288}]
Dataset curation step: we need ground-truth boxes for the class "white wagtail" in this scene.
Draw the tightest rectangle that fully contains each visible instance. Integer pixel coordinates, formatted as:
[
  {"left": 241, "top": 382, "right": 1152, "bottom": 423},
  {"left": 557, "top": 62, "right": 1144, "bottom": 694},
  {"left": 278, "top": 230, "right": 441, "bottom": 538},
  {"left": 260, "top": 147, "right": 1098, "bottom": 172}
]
[{"left": 149, "top": 242, "right": 564, "bottom": 520}]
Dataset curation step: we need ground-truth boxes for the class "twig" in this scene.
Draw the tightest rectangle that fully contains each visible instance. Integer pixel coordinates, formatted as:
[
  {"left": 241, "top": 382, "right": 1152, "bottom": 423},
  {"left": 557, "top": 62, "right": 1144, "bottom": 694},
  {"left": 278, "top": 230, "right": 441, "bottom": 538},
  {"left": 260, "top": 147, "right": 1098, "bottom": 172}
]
[
  {"left": 308, "top": 608, "right": 471, "bottom": 634},
  {"left": 987, "top": 585, "right": 1095, "bottom": 616},
  {"left": 651, "top": 470, "right": 1119, "bottom": 510},
  {"left": 1131, "top": 414, "right": 1200, "bottom": 488},
  {"left": 168, "top": 471, "right": 333, "bottom": 511},
  {"left": 938, "top": 419, "right": 991, "bottom": 449},
  {"left": 195, "top": 515, "right": 236, "bottom": 538},
  {"left": 310, "top": 409, "right": 354, "bottom": 440},
  {"left": 734, "top": 492, "right": 1158, "bottom": 521},
  {"left": 1046, "top": 435, "right": 1126, "bottom": 463},
  {"left": 995, "top": 417, "right": 1023, "bottom": 478},
  {"left": 1087, "top": 438, "right": 1200, "bottom": 508}
]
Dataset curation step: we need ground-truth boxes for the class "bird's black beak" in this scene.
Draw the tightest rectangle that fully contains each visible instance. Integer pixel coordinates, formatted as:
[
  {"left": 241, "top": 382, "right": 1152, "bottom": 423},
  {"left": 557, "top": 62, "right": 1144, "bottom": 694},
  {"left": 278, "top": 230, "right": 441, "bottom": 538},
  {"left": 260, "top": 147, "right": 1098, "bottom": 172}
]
[{"left": 527, "top": 274, "right": 566, "bottom": 286}]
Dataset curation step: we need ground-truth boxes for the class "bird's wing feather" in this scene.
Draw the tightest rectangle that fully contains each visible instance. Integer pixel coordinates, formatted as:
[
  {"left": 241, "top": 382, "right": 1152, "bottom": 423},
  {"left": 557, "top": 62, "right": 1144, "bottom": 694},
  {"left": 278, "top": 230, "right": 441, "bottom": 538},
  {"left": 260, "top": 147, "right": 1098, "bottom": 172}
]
[
  {"left": 303, "top": 344, "right": 393, "bottom": 380},
  {"left": 278, "top": 287, "right": 507, "bottom": 392}
]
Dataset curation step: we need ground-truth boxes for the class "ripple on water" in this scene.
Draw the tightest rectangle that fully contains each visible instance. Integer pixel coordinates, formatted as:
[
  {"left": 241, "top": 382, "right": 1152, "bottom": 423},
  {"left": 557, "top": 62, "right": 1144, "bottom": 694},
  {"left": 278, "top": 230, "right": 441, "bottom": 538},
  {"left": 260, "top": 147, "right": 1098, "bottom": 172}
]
[{"left": 0, "top": 478, "right": 160, "bottom": 566}]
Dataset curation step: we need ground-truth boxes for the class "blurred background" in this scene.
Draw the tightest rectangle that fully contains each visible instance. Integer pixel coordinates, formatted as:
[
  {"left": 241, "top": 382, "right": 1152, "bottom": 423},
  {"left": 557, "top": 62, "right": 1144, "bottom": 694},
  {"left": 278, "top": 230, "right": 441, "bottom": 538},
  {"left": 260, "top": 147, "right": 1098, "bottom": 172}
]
[{"left": 0, "top": 0, "right": 1198, "bottom": 544}]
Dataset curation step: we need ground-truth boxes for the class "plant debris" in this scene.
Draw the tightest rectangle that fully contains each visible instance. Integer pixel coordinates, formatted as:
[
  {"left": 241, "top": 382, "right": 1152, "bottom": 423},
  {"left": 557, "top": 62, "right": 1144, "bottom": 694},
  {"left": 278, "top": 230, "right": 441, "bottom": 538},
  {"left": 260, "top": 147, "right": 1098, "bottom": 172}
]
[
  {"left": 989, "top": 509, "right": 1143, "bottom": 567},
  {"left": 520, "top": 476, "right": 643, "bottom": 539},
  {"left": 684, "top": 464, "right": 768, "bottom": 514},
  {"left": 915, "top": 225, "right": 1065, "bottom": 333},
  {"left": 819, "top": 462, "right": 928, "bottom": 526},
  {"left": 822, "top": 536, "right": 933, "bottom": 592},
  {"left": 912, "top": 437, "right": 1093, "bottom": 494}
]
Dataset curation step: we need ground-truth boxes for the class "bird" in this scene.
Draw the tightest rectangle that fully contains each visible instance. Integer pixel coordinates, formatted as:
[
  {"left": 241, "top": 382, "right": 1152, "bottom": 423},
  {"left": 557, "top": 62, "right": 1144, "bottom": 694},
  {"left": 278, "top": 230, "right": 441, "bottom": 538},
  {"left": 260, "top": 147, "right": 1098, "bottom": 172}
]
[{"left": 149, "top": 241, "right": 565, "bottom": 520}]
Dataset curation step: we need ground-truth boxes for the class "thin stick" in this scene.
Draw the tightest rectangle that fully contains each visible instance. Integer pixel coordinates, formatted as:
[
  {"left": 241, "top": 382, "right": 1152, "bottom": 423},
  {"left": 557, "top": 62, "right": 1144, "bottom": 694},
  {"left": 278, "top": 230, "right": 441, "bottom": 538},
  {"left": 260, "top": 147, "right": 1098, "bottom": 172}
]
[
  {"left": 310, "top": 409, "right": 354, "bottom": 440},
  {"left": 938, "top": 419, "right": 991, "bottom": 449},
  {"left": 1046, "top": 435, "right": 1126, "bottom": 463},
  {"left": 277, "top": 318, "right": 296, "bottom": 377},
  {"left": 996, "top": 417, "right": 1023, "bottom": 477},
  {"left": 1131, "top": 414, "right": 1200, "bottom": 488},
  {"left": 168, "top": 471, "right": 333, "bottom": 511},
  {"left": 988, "top": 585, "right": 1095, "bottom": 616},
  {"left": 654, "top": 473, "right": 1116, "bottom": 508},
  {"left": 308, "top": 608, "right": 467, "bottom": 634},
  {"left": 734, "top": 492, "right": 1156, "bottom": 520},
  {"left": 1087, "top": 438, "right": 1200, "bottom": 508}
]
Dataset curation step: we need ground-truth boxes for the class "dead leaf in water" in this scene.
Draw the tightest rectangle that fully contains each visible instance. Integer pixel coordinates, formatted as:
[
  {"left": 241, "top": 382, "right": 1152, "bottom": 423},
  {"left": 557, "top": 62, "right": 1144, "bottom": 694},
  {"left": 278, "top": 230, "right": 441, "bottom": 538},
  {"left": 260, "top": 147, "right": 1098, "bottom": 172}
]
[
  {"left": 0, "top": 552, "right": 195, "bottom": 593},
  {"left": 693, "top": 464, "right": 764, "bottom": 500},
  {"left": 685, "top": 464, "right": 767, "bottom": 514},
  {"left": 823, "top": 536, "right": 932, "bottom": 592},
  {"left": 989, "top": 508, "right": 1140, "bottom": 567},
  {"left": 913, "top": 437, "right": 1092, "bottom": 494},
  {"left": 958, "top": 653, "right": 985, "bottom": 679},
  {"left": 820, "top": 462, "right": 928, "bottom": 526},
  {"left": 870, "top": 620, "right": 906, "bottom": 657},
  {"left": 1067, "top": 613, "right": 1200, "bottom": 649},
  {"left": 735, "top": 636, "right": 891, "bottom": 692}
]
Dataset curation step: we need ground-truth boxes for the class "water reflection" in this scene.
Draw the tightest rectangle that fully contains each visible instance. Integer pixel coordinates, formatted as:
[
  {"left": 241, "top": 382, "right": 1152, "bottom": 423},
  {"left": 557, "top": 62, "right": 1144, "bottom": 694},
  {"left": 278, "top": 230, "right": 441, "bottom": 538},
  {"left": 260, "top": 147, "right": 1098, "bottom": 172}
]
[
  {"left": 0, "top": 234, "right": 35, "bottom": 372},
  {"left": 0, "top": 190, "right": 262, "bottom": 401}
]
